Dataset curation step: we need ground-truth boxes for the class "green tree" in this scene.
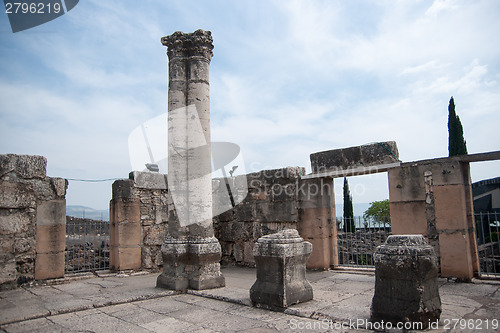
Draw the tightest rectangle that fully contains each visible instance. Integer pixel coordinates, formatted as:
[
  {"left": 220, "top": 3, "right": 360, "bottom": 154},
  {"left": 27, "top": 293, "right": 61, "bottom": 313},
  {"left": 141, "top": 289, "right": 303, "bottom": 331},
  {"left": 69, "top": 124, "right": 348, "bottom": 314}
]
[
  {"left": 448, "top": 96, "right": 468, "bottom": 156},
  {"left": 343, "top": 177, "right": 355, "bottom": 232},
  {"left": 363, "top": 199, "right": 391, "bottom": 226}
]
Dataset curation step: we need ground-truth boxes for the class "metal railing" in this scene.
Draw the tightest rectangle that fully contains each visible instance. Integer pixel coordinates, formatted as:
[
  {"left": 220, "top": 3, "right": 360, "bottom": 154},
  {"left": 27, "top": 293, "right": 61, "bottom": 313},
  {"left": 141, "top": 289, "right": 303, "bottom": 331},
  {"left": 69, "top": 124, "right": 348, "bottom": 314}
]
[
  {"left": 65, "top": 218, "right": 110, "bottom": 273},
  {"left": 475, "top": 212, "right": 500, "bottom": 277},
  {"left": 337, "top": 216, "right": 391, "bottom": 268}
]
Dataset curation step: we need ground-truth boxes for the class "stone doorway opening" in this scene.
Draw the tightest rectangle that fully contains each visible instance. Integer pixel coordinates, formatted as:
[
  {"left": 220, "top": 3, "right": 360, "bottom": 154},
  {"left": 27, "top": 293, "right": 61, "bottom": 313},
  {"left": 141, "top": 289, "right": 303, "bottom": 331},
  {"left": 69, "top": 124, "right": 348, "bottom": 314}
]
[
  {"left": 65, "top": 217, "right": 110, "bottom": 274},
  {"left": 333, "top": 173, "right": 392, "bottom": 268},
  {"left": 471, "top": 159, "right": 500, "bottom": 278}
]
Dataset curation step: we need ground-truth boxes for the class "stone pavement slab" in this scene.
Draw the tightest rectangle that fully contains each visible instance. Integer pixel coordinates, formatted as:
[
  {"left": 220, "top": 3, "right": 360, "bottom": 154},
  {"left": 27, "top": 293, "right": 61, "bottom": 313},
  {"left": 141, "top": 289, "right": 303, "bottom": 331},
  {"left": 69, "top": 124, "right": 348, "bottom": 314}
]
[{"left": 1, "top": 267, "right": 499, "bottom": 332}]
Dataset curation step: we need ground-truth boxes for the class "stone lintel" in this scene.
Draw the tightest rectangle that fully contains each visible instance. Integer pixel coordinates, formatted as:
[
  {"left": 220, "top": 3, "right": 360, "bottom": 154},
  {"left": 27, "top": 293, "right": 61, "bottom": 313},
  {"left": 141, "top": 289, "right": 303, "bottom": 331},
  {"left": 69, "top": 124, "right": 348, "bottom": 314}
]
[{"left": 310, "top": 141, "right": 399, "bottom": 175}]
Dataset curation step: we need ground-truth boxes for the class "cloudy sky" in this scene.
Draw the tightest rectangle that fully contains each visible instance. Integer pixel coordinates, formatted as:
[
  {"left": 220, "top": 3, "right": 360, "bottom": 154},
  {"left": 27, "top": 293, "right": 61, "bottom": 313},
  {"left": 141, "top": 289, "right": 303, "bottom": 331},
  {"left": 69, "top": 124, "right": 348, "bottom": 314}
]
[{"left": 1, "top": 0, "right": 499, "bottom": 212}]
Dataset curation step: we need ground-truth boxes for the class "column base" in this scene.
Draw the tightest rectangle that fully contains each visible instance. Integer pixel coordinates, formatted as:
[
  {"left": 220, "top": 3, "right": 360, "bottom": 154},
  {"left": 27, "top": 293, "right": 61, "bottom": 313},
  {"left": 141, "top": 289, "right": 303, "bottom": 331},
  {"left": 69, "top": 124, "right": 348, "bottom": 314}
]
[{"left": 157, "top": 237, "right": 225, "bottom": 291}]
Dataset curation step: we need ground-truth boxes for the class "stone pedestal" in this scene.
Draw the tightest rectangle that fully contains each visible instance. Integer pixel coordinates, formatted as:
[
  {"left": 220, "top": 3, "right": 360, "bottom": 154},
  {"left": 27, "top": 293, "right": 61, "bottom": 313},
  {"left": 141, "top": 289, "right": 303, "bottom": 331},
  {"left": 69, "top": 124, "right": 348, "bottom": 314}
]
[
  {"left": 157, "top": 237, "right": 224, "bottom": 291},
  {"left": 156, "top": 29, "right": 224, "bottom": 291},
  {"left": 250, "top": 229, "right": 313, "bottom": 309},
  {"left": 371, "top": 235, "right": 441, "bottom": 328}
]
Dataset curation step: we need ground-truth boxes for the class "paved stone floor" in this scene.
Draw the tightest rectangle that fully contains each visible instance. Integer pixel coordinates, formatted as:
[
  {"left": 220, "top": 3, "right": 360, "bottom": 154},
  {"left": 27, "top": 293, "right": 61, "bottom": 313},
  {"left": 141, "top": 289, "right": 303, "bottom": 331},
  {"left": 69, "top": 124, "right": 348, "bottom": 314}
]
[{"left": 1, "top": 267, "right": 499, "bottom": 332}]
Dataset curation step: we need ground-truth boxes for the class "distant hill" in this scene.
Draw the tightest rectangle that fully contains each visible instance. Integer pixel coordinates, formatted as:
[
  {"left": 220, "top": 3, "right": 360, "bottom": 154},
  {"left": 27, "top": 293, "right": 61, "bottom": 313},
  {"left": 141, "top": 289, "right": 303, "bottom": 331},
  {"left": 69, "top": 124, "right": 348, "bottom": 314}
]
[{"left": 66, "top": 205, "right": 109, "bottom": 221}]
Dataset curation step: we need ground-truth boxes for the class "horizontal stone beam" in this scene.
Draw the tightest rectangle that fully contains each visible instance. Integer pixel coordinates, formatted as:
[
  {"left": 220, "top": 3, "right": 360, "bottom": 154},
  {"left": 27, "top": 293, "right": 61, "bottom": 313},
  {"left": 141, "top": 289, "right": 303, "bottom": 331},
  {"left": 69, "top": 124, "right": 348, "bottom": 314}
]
[{"left": 309, "top": 141, "right": 399, "bottom": 176}]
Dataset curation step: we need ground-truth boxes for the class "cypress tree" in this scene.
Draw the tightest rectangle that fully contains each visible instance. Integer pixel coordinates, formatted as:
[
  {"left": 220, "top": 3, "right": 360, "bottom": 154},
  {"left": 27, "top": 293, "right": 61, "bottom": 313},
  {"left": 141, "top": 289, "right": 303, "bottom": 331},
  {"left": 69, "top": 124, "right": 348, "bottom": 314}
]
[
  {"left": 343, "top": 177, "right": 355, "bottom": 232},
  {"left": 448, "top": 96, "right": 468, "bottom": 156}
]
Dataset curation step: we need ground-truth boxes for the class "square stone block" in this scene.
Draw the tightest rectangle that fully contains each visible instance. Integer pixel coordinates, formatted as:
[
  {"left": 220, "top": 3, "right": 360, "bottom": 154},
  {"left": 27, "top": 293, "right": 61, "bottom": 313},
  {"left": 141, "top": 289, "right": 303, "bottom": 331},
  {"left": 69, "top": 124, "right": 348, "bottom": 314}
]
[
  {"left": 35, "top": 251, "right": 64, "bottom": 280},
  {"left": 438, "top": 232, "right": 473, "bottom": 280},
  {"left": 431, "top": 161, "right": 465, "bottom": 186},
  {"left": 305, "top": 236, "right": 332, "bottom": 269},
  {"left": 36, "top": 200, "right": 65, "bottom": 226},
  {"left": 0, "top": 181, "right": 35, "bottom": 209},
  {"left": 36, "top": 224, "right": 65, "bottom": 253},
  {"left": 111, "top": 198, "right": 140, "bottom": 223},
  {"left": 298, "top": 207, "right": 331, "bottom": 239},
  {"left": 110, "top": 246, "right": 141, "bottom": 271},
  {"left": 390, "top": 201, "right": 427, "bottom": 235},
  {"left": 434, "top": 185, "right": 468, "bottom": 231},
  {"left": 388, "top": 165, "right": 425, "bottom": 202},
  {"left": 112, "top": 220, "right": 141, "bottom": 247}
]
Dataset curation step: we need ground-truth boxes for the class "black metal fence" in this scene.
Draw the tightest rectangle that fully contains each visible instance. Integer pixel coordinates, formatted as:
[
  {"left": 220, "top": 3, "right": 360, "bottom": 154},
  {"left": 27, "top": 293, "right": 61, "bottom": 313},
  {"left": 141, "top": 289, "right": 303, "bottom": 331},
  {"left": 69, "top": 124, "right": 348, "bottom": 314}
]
[
  {"left": 476, "top": 212, "right": 500, "bottom": 277},
  {"left": 65, "top": 217, "right": 110, "bottom": 273},
  {"left": 337, "top": 216, "right": 391, "bottom": 268}
]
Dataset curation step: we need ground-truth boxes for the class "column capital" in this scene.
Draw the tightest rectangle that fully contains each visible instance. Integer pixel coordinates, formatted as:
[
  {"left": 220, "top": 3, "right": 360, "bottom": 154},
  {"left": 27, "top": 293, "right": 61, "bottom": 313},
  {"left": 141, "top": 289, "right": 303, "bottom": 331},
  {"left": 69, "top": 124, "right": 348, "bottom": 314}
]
[{"left": 161, "top": 29, "right": 214, "bottom": 61}]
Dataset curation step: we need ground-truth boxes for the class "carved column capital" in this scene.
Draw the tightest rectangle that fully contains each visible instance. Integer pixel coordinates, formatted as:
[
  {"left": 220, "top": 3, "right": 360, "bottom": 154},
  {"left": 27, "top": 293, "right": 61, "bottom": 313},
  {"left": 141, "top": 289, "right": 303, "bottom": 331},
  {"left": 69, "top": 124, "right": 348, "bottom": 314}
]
[{"left": 161, "top": 29, "right": 214, "bottom": 61}]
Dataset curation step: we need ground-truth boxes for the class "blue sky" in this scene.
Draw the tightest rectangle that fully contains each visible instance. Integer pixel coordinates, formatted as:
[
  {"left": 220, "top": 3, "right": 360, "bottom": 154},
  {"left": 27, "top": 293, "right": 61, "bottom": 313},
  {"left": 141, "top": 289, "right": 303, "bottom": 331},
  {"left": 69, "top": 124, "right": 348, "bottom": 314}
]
[{"left": 1, "top": 0, "right": 499, "bottom": 211}]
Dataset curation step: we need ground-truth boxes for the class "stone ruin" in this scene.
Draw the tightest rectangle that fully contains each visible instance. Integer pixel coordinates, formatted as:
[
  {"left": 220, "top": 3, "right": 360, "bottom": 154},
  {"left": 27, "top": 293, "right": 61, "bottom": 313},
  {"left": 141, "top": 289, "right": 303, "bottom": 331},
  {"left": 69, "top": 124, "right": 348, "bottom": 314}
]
[
  {"left": 156, "top": 29, "right": 225, "bottom": 291},
  {"left": 0, "top": 154, "right": 67, "bottom": 289},
  {"left": 250, "top": 229, "right": 313, "bottom": 309},
  {"left": 371, "top": 235, "right": 441, "bottom": 327},
  {"left": 0, "top": 30, "right": 498, "bottom": 325}
]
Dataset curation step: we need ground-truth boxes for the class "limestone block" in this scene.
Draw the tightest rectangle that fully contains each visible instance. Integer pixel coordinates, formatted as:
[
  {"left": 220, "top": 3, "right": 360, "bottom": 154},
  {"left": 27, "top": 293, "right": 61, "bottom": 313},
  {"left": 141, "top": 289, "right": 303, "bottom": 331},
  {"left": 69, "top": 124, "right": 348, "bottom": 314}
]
[
  {"left": 0, "top": 154, "right": 46, "bottom": 179},
  {"left": 371, "top": 235, "right": 441, "bottom": 328},
  {"left": 35, "top": 224, "right": 66, "bottom": 253},
  {"left": 129, "top": 171, "right": 168, "bottom": 190},
  {"left": 438, "top": 232, "right": 473, "bottom": 280},
  {"left": 111, "top": 198, "right": 140, "bottom": 224},
  {"left": 297, "top": 207, "right": 331, "bottom": 239},
  {"left": 431, "top": 161, "right": 465, "bottom": 186},
  {"left": 143, "top": 224, "right": 167, "bottom": 246},
  {"left": 112, "top": 179, "right": 138, "bottom": 199},
  {"left": 388, "top": 165, "right": 426, "bottom": 202},
  {"left": 0, "top": 260, "right": 17, "bottom": 285},
  {"left": 250, "top": 229, "right": 313, "bottom": 309},
  {"left": 255, "top": 201, "right": 298, "bottom": 223},
  {"left": 13, "top": 237, "right": 34, "bottom": 254},
  {"left": 15, "top": 155, "right": 47, "bottom": 179},
  {"left": 0, "top": 209, "right": 32, "bottom": 235},
  {"left": 434, "top": 185, "right": 468, "bottom": 231},
  {"left": 311, "top": 141, "right": 399, "bottom": 173},
  {"left": 389, "top": 201, "right": 427, "bottom": 235},
  {"left": 110, "top": 246, "right": 141, "bottom": 271},
  {"left": 304, "top": 236, "right": 332, "bottom": 269},
  {"left": 112, "top": 220, "right": 141, "bottom": 247},
  {"left": 36, "top": 200, "right": 65, "bottom": 226},
  {"left": 50, "top": 178, "right": 68, "bottom": 197},
  {"left": 0, "top": 181, "right": 35, "bottom": 209},
  {"left": 0, "top": 237, "right": 14, "bottom": 252},
  {"left": 34, "top": 251, "right": 64, "bottom": 280},
  {"left": 32, "top": 179, "right": 59, "bottom": 201}
]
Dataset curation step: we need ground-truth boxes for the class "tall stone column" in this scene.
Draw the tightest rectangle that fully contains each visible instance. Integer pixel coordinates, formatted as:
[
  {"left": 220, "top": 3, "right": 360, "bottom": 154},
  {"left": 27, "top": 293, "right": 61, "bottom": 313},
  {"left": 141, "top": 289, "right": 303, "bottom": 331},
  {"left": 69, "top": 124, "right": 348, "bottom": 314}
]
[{"left": 157, "top": 29, "right": 225, "bottom": 291}]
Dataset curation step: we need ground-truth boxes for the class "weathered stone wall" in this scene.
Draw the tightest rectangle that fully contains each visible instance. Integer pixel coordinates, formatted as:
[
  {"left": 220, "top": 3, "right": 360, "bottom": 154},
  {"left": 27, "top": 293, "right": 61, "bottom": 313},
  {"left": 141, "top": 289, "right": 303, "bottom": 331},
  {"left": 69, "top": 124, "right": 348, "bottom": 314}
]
[
  {"left": 214, "top": 167, "right": 305, "bottom": 267},
  {"left": 110, "top": 172, "right": 169, "bottom": 271},
  {"left": 0, "top": 154, "right": 67, "bottom": 290},
  {"left": 388, "top": 158, "right": 479, "bottom": 280},
  {"left": 112, "top": 167, "right": 336, "bottom": 271}
]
